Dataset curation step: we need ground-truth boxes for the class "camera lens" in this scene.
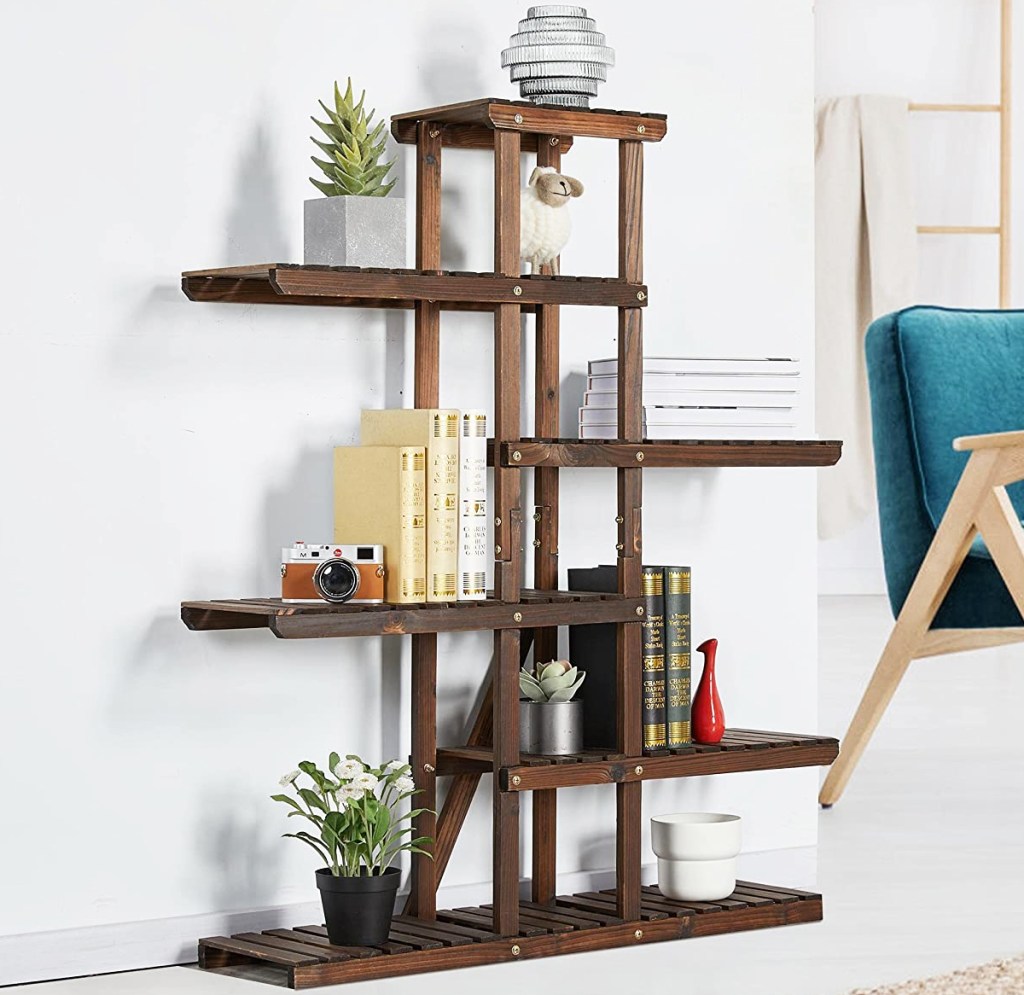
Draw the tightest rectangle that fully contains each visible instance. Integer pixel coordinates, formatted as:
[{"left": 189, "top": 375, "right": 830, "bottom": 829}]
[{"left": 313, "top": 558, "right": 360, "bottom": 603}]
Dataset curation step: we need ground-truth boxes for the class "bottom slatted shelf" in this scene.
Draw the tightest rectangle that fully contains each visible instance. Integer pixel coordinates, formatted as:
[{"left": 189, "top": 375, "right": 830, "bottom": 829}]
[{"left": 198, "top": 880, "right": 822, "bottom": 988}]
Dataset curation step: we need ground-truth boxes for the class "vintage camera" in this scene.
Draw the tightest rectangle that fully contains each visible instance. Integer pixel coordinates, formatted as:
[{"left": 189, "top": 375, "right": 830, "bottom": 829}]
[{"left": 281, "top": 541, "right": 385, "bottom": 604}]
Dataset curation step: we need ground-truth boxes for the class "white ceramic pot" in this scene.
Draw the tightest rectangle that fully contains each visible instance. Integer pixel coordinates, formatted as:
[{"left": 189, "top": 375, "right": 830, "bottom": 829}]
[
  {"left": 650, "top": 813, "right": 742, "bottom": 861},
  {"left": 657, "top": 857, "right": 737, "bottom": 903},
  {"left": 651, "top": 813, "right": 742, "bottom": 902}
]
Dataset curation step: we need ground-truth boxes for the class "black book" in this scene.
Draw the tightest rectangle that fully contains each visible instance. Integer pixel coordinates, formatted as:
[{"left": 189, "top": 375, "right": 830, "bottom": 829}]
[
  {"left": 567, "top": 565, "right": 619, "bottom": 750},
  {"left": 641, "top": 565, "right": 667, "bottom": 751},
  {"left": 663, "top": 566, "right": 692, "bottom": 748}
]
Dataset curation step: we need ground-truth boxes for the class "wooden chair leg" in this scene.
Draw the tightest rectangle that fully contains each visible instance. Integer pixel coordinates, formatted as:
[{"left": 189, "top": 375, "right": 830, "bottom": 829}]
[
  {"left": 818, "top": 625, "right": 914, "bottom": 806},
  {"left": 820, "top": 454, "right": 993, "bottom": 807}
]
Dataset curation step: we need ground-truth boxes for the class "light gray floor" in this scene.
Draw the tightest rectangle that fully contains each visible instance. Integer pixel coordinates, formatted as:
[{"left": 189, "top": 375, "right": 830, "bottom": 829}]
[{"left": 9, "top": 596, "right": 1024, "bottom": 994}]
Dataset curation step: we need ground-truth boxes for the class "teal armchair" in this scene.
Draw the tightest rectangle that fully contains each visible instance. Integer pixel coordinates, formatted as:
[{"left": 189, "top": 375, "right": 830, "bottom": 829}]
[{"left": 821, "top": 306, "right": 1024, "bottom": 805}]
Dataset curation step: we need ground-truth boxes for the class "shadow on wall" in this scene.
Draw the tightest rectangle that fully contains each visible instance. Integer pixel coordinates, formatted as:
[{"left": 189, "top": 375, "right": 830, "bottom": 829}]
[
  {"left": 416, "top": 14, "right": 489, "bottom": 271},
  {"left": 223, "top": 121, "right": 291, "bottom": 265}
]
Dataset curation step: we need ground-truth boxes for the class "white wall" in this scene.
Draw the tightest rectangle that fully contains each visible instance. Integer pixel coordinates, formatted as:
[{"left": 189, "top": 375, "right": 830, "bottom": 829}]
[
  {"left": 816, "top": 0, "right": 1024, "bottom": 594},
  {"left": 0, "top": 0, "right": 817, "bottom": 982}
]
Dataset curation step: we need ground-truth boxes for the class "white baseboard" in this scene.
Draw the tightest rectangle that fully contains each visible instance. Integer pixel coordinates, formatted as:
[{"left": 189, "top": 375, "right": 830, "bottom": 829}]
[{"left": 0, "top": 847, "right": 817, "bottom": 987}]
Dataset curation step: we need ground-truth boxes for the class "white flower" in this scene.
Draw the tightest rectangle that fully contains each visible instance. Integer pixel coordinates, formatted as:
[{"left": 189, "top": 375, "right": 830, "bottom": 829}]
[
  {"left": 337, "top": 785, "right": 364, "bottom": 805},
  {"left": 278, "top": 770, "right": 301, "bottom": 787},
  {"left": 352, "top": 772, "right": 379, "bottom": 792},
  {"left": 385, "top": 759, "right": 407, "bottom": 772},
  {"left": 332, "top": 758, "right": 364, "bottom": 781},
  {"left": 394, "top": 775, "right": 415, "bottom": 794}
]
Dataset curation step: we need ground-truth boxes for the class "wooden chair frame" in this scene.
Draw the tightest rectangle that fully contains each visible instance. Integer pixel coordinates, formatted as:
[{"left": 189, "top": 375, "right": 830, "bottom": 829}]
[{"left": 820, "top": 428, "right": 1024, "bottom": 805}]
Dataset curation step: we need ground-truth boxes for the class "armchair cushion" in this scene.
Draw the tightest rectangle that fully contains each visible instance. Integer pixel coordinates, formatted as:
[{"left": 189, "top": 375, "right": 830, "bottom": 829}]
[
  {"left": 866, "top": 307, "right": 1024, "bottom": 628},
  {"left": 894, "top": 306, "right": 1024, "bottom": 530}
]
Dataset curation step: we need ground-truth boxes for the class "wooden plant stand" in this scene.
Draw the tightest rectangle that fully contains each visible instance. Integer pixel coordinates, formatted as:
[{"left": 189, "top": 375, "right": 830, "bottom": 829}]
[{"left": 181, "top": 97, "right": 842, "bottom": 988}]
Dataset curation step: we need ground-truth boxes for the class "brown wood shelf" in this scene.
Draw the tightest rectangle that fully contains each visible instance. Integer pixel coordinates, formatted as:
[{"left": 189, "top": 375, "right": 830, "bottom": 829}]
[
  {"left": 182, "top": 265, "right": 647, "bottom": 310},
  {"left": 198, "top": 880, "right": 820, "bottom": 988},
  {"left": 489, "top": 438, "right": 843, "bottom": 468},
  {"left": 391, "top": 97, "right": 668, "bottom": 148},
  {"left": 180, "top": 589, "right": 645, "bottom": 639},
  {"left": 436, "top": 729, "right": 839, "bottom": 789}
]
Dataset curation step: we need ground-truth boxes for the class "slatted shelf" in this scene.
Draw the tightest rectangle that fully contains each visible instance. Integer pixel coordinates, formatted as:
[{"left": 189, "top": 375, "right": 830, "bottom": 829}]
[
  {"left": 436, "top": 729, "right": 839, "bottom": 789},
  {"left": 180, "top": 588, "right": 646, "bottom": 638},
  {"left": 182, "top": 265, "right": 647, "bottom": 310},
  {"left": 391, "top": 97, "right": 669, "bottom": 146},
  {"left": 198, "top": 880, "right": 820, "bottom": 988},
  {"left": 489, "top": 438, "right": 843, "bottom": 468}
]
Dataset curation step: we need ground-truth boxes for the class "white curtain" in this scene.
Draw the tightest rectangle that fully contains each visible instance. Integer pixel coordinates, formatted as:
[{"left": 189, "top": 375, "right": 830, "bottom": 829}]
[{"left": 815, "top": 95, "right": 918, "bottom": 538}]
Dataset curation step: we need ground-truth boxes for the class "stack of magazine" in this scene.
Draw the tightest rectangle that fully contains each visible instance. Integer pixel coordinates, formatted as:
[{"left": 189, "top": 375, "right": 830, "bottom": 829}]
[{"left": 579, "top": 356, "right": 801, "bottom": 440}]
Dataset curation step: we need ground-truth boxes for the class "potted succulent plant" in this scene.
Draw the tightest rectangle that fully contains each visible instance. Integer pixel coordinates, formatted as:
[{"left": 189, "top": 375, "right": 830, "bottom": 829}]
[
  {"left": 304, "top": 79, "right": 406, "bottom": 268},
  {"left": 272, "top": 754, "right": 431, "bottom": 947},
  {"left": 519, "top": 659, "right": 586, "bottom": 755}
]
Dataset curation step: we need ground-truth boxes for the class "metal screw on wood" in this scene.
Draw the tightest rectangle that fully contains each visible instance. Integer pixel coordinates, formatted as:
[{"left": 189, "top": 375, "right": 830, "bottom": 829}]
[
  {"left": 615, "top": 515, "right": 624, "bottom": 524},
  {"left": 513, "top": 285, "right": 523, "bottom": 296},
  {"left": 634, "top": 765, "right": 644, "bottom": 775},
  {"left": 512, "top": 450, "right": 523, "bottom": 462},
  {"left": 511, "top": 943, "right": 522, "bottom": 956},
  {"left": 513, "top": 611, "right": 523, "bottom": 623},
  {"left": 637, "top": 290, "right": 646, "bottom": 301},
  {"left": 511, "top": 775, "right": 522, "bottom": 786},
  {"left": 549, "top": 136, "right": 559, "bottom": 146},
  {"left": 495, "top": 544, "right": 502, "bottom": 556},
  {"left": 423, "top": 763, "right": 435, "bottom": 773},
  {"left": 634, "top": 929, "right": 644, "bottom": 940},
  {"left": 636, "top": 451, "right": 645, "bottom": 462},
  {"left": 533, "top": 511, "right": 542, "bottom": 522},
  {"left": 429, "top": 129, "right": 440, "bottom": 139},
  {"left": 533, "top": 539, "right": 541, "bottom": 547},
  {"left": 637, "top": 124, "right": 646, "bottom": 134},
  {"left": 635, "top": 605, "right": 645, "bottom": 616},
  {"left": 616, "top": 542, "right": 624, "bottom": 551},
  {"left": 514, "top": 113, "right": 524, "bottom": 124}
]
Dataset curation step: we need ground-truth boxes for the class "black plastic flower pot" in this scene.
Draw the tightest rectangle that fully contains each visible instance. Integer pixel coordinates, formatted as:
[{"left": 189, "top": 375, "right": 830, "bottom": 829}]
[{"left": 315, "top": 866, "right": 401, "bottom": 947}]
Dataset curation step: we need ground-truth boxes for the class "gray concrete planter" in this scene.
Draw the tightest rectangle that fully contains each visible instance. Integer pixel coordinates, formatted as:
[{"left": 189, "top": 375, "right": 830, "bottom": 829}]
[
  {"left": 520, "top": 699, "right": 583, "bottom": 755},
  {"left": 303, "top": 196, "right": 407, "bottom": 268}
]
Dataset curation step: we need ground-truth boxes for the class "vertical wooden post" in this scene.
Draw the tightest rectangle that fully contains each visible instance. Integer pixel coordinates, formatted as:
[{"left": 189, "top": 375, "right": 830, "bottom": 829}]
[
  {"left": 406, "top": 121, "right": 442, "bottom": 920},
  {"left": 1000, "top": 0, "right": 1013, "bottom": 307},
  {"left": 415, "top": 121, "right": 442, "bottom": 407},
  {"left": 408, "top": 633, "right": 437, "bottom": 919},
  {"left": 615, "top": 139, "right": 645, "bottom": 922},
  {"left": 532, "top": 133, "right": 562, "bottom": 905},
  {"left": 492, "top": 126, "right": 522, "bottom": 936}
]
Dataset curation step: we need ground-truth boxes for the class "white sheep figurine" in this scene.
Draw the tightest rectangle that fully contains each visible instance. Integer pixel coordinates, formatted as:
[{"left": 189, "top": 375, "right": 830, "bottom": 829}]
[{"left": 520, "top": 165, "right": 584, "bottom": 275}]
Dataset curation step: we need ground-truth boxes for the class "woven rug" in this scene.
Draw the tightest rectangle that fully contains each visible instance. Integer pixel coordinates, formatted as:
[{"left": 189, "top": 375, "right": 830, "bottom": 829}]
[{"left": 850, "top": 956, "right": 1024, "bottom": 994}]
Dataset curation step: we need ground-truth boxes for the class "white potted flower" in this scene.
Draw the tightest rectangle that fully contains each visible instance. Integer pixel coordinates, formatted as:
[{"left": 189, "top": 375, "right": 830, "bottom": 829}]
[
  {"left": 519, "top": 659, "right": 586, "bottom": 755},
  {"left": 272, "top": 754, "right": 431, "bottom": 947},
  {"left": 304, "top": 79, "right": 406, "bottom": 269}
]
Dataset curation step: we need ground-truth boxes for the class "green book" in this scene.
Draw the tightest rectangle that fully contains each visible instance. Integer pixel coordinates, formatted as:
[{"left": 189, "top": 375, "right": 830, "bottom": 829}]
[
  {"left": 641, "top": 565, "right": 667, "bottom": 751},
  {"left": 663, "top": 566, "right": 692, "bottom": 748}
]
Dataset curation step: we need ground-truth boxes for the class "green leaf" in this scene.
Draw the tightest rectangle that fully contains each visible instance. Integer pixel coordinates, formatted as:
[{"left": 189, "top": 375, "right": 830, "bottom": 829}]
[
  {"left": 298, "top": 787, "right": 328, "bottom": 813},
  {"left": 271, "top": 793, "right": 303, "bottom": 812},
  {"left": 548, "top": 672, "right": 586, "bottom": 702},
  {"left": 283, "top": 832, "right": 331, "bottom": 865},
  {"left": 310, "top": 176, "right": 341, "bottom": 197}
]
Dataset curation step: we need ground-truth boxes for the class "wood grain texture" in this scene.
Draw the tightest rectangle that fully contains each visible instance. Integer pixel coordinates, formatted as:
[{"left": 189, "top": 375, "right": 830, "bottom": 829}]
[
  {"left": 390, "top": 98, "right": 667, "bottom": 144},
  {"left": 198, "top": 880, "right": 815, "bottom": 988},
  {"left": 532, "top": 790, "right": 557, "bottom": 904},
  {"left": 183, "top": 270, "right": 647, "bottom": 309},
  {"left": 493, "top": 627, "right": 521, "bottom": 935},
  {"left": 414, "top": 122, "right": 442, "bottom": 409},
  {"left": 495, "top": 439, "right": 843, "bottom": 468},
  {"left": 493, "top": 128, "right": 523, "bottom": 604},
  {"left": 393, "top": 121, "right": 574, "bottom": 153},
  {"left": 181, "top": 592, "right": 645, "bottom": 638},
  {"left": 408, "top": 633, "right": 438, "bottom": 919}
]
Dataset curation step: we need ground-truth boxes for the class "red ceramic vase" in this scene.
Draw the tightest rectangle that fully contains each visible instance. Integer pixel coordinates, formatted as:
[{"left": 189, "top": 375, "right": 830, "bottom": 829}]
[{"left": 693, "top": 638, "right": 725, "bottom": 745}]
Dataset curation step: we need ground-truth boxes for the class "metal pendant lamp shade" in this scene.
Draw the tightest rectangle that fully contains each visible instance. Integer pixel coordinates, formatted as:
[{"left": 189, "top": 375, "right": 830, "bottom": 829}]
[{"left": 501, "top": 5, "right": 615, "bottom": 109}]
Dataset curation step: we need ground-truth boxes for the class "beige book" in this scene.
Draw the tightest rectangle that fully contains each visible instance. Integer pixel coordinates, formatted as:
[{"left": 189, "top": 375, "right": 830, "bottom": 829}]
[
  {"left": 361, "top": 409, "right": 459, "bottom": 602},
  {"left": 334, "top": 446, "right": 426, "bottom": 604}
]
